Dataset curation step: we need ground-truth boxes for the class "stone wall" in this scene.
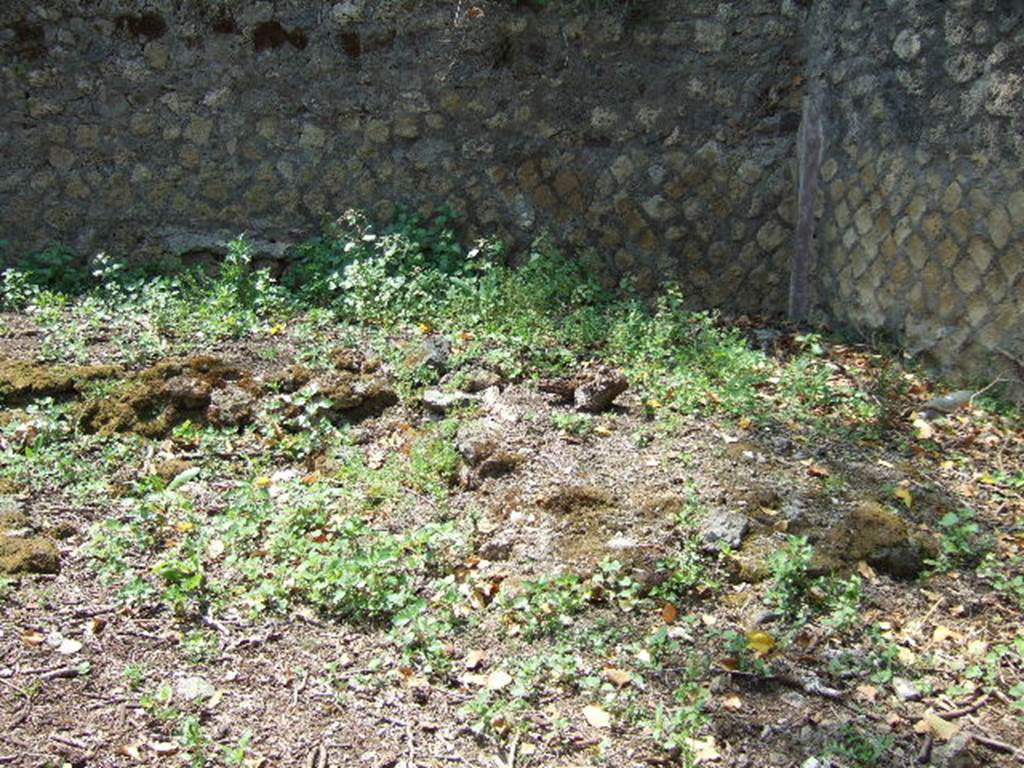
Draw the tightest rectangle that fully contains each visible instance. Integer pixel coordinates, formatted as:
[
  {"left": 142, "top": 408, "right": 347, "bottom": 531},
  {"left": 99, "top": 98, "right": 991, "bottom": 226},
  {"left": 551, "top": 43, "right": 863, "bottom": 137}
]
[
  {"left": 2, "top": 0, "right": 1022, "bottom": 387},
  {"left": 0, "top": 0, "right": 806, "bottom": 313},
  {"left": 807, "top": 0, "right": 1024, "bottom": 384}
]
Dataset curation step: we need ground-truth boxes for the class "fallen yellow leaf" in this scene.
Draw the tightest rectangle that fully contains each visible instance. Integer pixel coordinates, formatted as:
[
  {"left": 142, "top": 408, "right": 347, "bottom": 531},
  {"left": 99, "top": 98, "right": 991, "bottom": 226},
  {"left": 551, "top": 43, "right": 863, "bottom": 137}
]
[
  {"left": 966, "top": 640, "right": 988, "bottom": 658},
  {"left": 746, "top": 630, "right": 776, "bottom": 655},
  {"left": 916, "top": 711, "right": 960, "bottom": 741},
  {"left": 893, "top": 486, "right": 913, "bottom": 508},
  {"left": 932, "top": 625, "right": 962, "bottom": 643},
  {"left": 913, "top": 418, "right": 935, "bottom": 440}
]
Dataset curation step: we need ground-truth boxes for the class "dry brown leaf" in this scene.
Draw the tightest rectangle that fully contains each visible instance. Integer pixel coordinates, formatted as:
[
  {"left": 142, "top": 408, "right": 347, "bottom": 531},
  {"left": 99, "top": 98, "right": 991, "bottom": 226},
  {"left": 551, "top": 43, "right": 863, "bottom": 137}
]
[
  {"left": 856, "top": 561, "right": 877, "bottom": 581},
  {"left": 459, "top": 673, "right": 487, "bottom": 688},
  {"left": 119, "top": 743, "right": 143, "bottom": 761},
  {"left": 464, "top": 649, "right": 487, "bottom": 671},
  {"left": 21, "top": 629, "right": 45, "bottom": 646},
  {"left": 662, "top": 602, "right": 679, "bottom": 624},
  {"left": 807, "top": 463, "right": 831, "bottom": 478},
  {"left": 604, "top": 668, "right": 632, "bottom": 688},
  {"left": 85, "top": 617, "right": 107, "bottom": 636},
  {"left": 582, "top": 704, "right": 611, "bottom": 729},
  {"left": 856, "top": 684, "right": 879, "bottom": 702},
  {"left": 687, "top": 736, "right": 721, "bottom": 763},
  {"left": 721, "top": 695, "right": 743, "bottom": 711}
]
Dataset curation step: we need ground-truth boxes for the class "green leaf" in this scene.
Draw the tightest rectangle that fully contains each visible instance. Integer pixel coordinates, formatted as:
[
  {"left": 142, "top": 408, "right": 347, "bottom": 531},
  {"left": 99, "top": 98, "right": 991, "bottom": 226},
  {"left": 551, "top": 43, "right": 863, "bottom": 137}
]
[{"left": 167, "top": 467, "right": 201, "bottom": 492}]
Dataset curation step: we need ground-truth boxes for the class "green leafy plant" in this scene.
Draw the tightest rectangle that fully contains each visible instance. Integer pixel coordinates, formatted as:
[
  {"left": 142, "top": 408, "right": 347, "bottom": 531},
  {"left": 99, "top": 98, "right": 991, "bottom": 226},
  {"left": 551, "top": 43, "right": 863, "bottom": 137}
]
[
  {"left": 928, "top": 508, "right": 990, "bottom": 572},
  {"left": 823, "top": 724, "right": 892, "bottom": 767},
  {"left": 551, "top": 411, "right": 595, "bottom": 438},
  {"left": 503, "top": 573, "right": 592, "bottom": 640},
  {"left": 766, "top": 535, "right": 815, "bottom": 620}
]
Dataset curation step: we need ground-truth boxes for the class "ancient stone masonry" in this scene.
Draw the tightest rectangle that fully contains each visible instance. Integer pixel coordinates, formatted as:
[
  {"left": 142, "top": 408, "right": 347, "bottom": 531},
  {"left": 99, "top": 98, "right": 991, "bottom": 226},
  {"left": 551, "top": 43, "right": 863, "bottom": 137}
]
[
  {"left": 805, "top": 0, "right": 1024, "bottom": 386},
  {"left": 0, "top": 0, "right": 1022, "bottom": 387},
  {"left": 0, "top": 0, "right": 805, "bottom": 313}
]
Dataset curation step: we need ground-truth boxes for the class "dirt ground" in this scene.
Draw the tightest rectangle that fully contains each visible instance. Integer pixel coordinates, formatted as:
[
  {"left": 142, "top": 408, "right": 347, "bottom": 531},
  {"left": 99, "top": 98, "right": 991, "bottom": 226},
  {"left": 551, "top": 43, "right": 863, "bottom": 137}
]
[{"left": 1, "top": 315, "right": 1023, "bottom": 768}]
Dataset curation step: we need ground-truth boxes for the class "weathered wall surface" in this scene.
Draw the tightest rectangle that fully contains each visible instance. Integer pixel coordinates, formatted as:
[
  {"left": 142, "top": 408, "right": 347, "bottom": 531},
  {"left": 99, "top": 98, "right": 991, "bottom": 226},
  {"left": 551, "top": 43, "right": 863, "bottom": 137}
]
[
  {"left": 807, "top": 0, "right": 1024, "bottom": 382},
  {"left": 0, "top": 0, "right": 806, "bottom": 312},
  {"left": 2, "top": 0, "right": 1022, "bottom": 386}
]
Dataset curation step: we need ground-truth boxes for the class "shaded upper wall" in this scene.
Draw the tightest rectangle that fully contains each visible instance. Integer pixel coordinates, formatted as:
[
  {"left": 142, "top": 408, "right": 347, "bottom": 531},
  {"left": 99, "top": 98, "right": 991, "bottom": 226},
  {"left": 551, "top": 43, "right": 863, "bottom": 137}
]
[
  {"left": 807, "top": 0, "right": 1024, "bottom": 383},
  {"left": 0, "top": 0, "right": 806, "bottom": 312}
]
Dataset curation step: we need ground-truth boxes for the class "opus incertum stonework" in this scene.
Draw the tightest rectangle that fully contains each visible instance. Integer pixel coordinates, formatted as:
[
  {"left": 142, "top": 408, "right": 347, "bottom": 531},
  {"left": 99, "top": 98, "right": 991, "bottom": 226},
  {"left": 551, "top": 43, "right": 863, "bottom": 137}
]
[{"left": 1, "top": 1, "right": 1021, "bottom": 387}]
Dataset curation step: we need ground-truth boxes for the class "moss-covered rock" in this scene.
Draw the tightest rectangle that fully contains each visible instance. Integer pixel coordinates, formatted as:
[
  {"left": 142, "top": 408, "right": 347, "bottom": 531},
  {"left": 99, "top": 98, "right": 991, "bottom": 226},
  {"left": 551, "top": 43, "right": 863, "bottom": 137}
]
[
  {"left": 78, "top": 355, "right": 258, "bottom": 437},
  {"left": 727, "top": 501, "right": 937, "bottom": 582},
  {"left": 317, "top": 373, "right": 398, "bottom": 422},
  {"left": 0, "top": 358, "right": 121, "bottom": 406},
  {"left": 0, "top": 510, "right": 30, "bottom": 531},
  {"left": 820, "top": 500, "right": 937, "bottom": 579},
  {"left": 153, "top": 457, "right": 194, "bottom": 482},
  {"left": 0, "top": 535, "right": 60, "bottom": 574}
]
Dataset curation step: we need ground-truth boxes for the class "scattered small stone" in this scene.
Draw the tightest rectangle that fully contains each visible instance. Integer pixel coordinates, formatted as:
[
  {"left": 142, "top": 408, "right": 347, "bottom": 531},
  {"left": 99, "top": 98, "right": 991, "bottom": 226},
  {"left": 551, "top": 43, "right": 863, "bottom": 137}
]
[
  {"left": 455, "top": 421, "right": 500, "bottom": 467},
  {"left": 420, "top": 335, "right": 452, "bottom": 374},
  {"left": 933, "top": 732, "right": 977, "bottom": 768},
  {"left": 892, "top": 676, "right": 922, "bottom": 701},
  {"left": 457, "top": 368, "right": 502, "bottom": 393},
  {"left": 918, "top": 390, "right": 975, "bottom": 419},
  {"left": 700, "top": 510, "right": 750, "bottom": 550},
  {"left": 538, "top": 366, "right": 628, "bottom": 413},
  {"left": 422, "top": 389, "right": 477, "bottom": 414},
  {"left": 606, "top": 534, "right": 638, "bottom": 551}
]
